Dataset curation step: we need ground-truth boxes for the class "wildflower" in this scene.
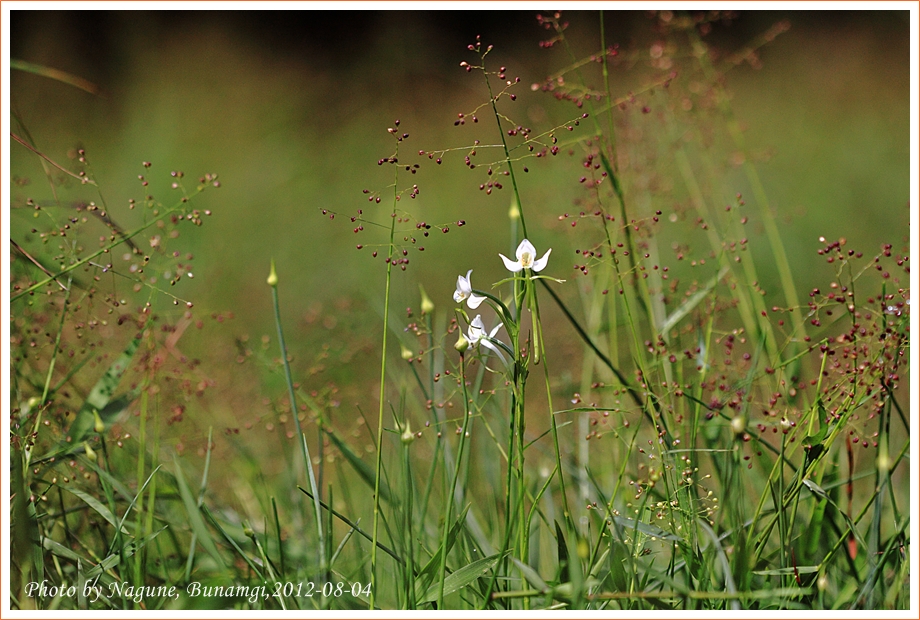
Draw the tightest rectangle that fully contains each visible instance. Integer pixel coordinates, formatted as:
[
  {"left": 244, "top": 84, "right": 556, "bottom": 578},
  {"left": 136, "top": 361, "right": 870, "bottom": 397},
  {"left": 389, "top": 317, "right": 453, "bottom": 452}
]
[
  {"left": 467, "top": 314, "right": 508, "bottom": 365},
  {"left": 499, "top": 239, "right": 551, "bottom": 273},
  {"left": 453, "top": 270, "right": 486, "bottom": 308}
]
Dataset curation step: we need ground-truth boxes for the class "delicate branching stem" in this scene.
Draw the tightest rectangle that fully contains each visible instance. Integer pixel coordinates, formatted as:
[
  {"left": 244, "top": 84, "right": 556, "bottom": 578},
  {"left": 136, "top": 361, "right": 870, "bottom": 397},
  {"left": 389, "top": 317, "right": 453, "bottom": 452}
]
[
  {"left": 483, "top": 68, "right": 528, "bottom": 241},
  {"left": 12, "top": 188, "right": 205, "bottom": 302}
]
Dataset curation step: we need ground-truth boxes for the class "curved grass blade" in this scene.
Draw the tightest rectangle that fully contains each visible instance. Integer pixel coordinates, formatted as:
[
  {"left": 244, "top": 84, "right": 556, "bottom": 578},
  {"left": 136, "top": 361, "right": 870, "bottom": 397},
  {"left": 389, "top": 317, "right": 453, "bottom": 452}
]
[
  {"left": 10, "top": 59, "right": 102, "bottom": 95},
  {"left": 323, "top": 425, "right": 392, "bottom": 504},
  {"left": 420, "top": 552, "right": 506, "bottom": 604},
  {"left": 173, "top": 457, "right": 226, "bottom": 571},
  {"left": 64, "top": 487, "right": 130, "bottom": 535}
]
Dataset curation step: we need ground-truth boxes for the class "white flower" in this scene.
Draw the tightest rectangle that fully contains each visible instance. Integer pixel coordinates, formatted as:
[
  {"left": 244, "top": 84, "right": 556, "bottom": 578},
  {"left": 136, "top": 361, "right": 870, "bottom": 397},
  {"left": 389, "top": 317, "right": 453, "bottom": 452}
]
[
  {"left": 499, "top": 239, "right": 552, "bottom": 273},
  {"left": 467, "top": 314, "right": 508, "bottom": 366},
  {"left": 453, "top": 269, "right": 486, "bottom": 309}
]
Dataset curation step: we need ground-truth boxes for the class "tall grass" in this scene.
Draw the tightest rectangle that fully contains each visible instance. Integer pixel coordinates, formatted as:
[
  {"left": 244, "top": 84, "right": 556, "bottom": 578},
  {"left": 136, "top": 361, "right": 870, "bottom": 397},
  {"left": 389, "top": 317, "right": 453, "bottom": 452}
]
[{"left": 8, "top": 11, "right": 911, "bottom": 612}]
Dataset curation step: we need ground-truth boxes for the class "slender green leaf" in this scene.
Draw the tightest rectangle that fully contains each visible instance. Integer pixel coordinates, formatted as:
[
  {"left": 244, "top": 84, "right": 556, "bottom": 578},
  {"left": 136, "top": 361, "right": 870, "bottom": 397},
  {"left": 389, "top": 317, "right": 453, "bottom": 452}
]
[
  {"left": 10, "top": 59, "right": 102, "bottom": 94},
  {"left": 173, "top": 457, "right": 226, "bottom": 571},
  {"left": 511, "top": 557, "right": 549, "bottom": 592},
  {"left": 555, "top": 520, "right": 570, "bottom": 583},
  {"left": 420, "top": 553, "right": 505, "bottom": 603},
  {"left": 200, "top": 504, "right": 264, "bottom": 581},
  {"left": 84, "top": 527, "right": 167, "bottom": 580},
  {"left": 41, "top": 537, "right": 88, "bottom": 563},
  {"left": 414, "top": 505, "right": 470, "bottom": 600},
  {"left": 64, "top": 487, "right": 130, "bottom": 535},
  {"left": 754, "top": 566, "right": 819, "bottom": 576},
  {"left": 613, "top": 516, "right": 681, "bottom": 542},
  {"left": 323, "top": 425, "right": 392, "bottom": 503}
]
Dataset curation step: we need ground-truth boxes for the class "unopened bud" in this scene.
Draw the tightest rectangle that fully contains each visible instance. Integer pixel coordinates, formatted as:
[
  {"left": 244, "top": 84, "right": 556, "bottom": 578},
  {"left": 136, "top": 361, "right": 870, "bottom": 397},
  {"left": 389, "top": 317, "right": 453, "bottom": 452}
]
[
  {"left": 731, "top": 417, "right": 745, "bottom": 435},
  {"left": 401, "top": 345, "right": 414, "bottom": 361},
  {"left": 877, "top": 452, "right": 892, "bottom": 473},
  {"left": 455, "top": 332, "right": 470, "bottom": 354},
  {"left": 817, "top": 573, "right": 828, "bottom": 592},
  {"left": 401, "top": 421, "right": 415, "bottom": 444},
  {"left": 419, "top": 284, "right": 435, "bottom": 315},
  {"left": 509, "top": 198, "right": 521, "bottom": 221},
  {"left": 267, "top": 259, "right": 278, "bottom": 288},
  {"left": 93, "top": 409, "right": 105, "bottom": 433},
  {"left": 83, "top": 442, "right": 97, "bottom": 462}
]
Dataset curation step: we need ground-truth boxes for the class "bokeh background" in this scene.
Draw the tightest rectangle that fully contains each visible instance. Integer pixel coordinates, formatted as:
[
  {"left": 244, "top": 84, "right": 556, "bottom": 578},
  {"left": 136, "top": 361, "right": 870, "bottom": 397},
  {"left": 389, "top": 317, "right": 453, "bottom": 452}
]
[{"left": 9, "top": 9, "right": 911, "bottom": 467}]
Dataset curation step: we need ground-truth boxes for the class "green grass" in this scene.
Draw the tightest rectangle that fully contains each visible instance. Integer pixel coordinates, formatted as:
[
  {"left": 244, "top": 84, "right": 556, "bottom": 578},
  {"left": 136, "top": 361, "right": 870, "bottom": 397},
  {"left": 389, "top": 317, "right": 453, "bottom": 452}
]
[{"left": 7, "top": 10, "right": 912, "bottom": 612}]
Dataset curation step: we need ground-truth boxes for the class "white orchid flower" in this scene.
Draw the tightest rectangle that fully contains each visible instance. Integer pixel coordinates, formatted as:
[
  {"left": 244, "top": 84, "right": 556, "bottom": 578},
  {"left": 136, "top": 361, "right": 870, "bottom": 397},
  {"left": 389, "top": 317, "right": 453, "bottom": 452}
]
[
  {"left": 499, "top": 239, "right": 552, "bottom": 273},
  {"left": 453, "top": 269, "right": 486, "bottom": 309},
  {"left": 467, "top": 314, "right": 508, "bottom": 366}
]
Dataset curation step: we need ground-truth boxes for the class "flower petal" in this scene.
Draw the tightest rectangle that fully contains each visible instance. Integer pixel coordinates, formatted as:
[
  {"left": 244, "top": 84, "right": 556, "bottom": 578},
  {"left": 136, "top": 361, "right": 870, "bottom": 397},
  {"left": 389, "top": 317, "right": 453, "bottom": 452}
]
[
  {"left": 516, "top": 239, "right": 537, "bottom": 262},
  {"left": 468, "top": 292, "right": 486, "bottom": 309},
  {"left": 454, "top": 270, "right": 473, "bottom": 303},
  {"left": 468, "top": 314, "right": 485, "bottom": 343},
  {"left": 480, "top": 338, "right": 509, "bottom": 366},
  {"left": 499, "top": 253, "right": 523, "bottom": 272},
  {"left": 532, "top": 248, "right": 552, "bottom": 272}
]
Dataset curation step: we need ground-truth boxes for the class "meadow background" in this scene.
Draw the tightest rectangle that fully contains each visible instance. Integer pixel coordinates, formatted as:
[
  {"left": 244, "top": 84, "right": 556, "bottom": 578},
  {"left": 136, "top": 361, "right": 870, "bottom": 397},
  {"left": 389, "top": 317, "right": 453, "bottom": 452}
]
[{"left": 7, "top": 9, "right": 913, "bottom": 611}]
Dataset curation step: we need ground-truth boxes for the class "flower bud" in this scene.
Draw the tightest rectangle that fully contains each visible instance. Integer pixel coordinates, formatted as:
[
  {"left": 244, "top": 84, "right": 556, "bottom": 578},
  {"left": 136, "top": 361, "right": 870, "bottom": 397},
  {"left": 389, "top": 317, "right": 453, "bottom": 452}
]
[
  {"left": 83, "top": 441, "right": 97, "bottom": 462},
  {"left": 267, "top": 259, "right": 278, "bottom": 288},
  {"left": 877, "top": 452, "right": 892, "bottom": 474},
  {"left": 509, "top": 198, "right": 521, "bottom": 220},
  {"left": 401, "top": 345, "right": 414, "bottom": 361},
  {"left": 731, "top": 416, "right": 745, "bottom": 435},
  {"left": 93, "top": 409, "right": 105, "bottom": 433},
  {"left": 401, "top": 421, "right": 415, "bottom": 445},
  {"left": 454, "top": 332, "right": 470, "bottom": 354},
  {"left": 419, "top": 284, "right": 435, "bottom": 315}
]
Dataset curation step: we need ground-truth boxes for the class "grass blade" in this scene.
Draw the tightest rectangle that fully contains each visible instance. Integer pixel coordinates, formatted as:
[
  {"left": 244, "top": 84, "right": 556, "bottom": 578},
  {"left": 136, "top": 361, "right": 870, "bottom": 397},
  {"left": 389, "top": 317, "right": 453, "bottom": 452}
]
[
  {"left": 172, "top": 456, "right": 226, "bottom": 571},
  {"left": 420, "top": 553, "right": 506, "bottom": 604},
  {"left": 10, "top": 59, "right": 102, "bottom": 94}
]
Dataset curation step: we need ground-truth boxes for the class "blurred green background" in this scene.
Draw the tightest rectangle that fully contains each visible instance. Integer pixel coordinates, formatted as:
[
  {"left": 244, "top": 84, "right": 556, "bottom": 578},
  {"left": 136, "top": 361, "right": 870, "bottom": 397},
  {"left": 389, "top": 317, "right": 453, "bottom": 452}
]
[{"left": 10, "top": 10, "right": 911, "bottom": 449}]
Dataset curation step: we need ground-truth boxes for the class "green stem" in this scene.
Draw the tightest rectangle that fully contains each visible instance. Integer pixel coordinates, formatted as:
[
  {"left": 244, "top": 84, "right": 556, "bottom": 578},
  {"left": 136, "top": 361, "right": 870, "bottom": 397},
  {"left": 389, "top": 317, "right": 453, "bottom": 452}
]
[
  {"left": 402, "top": 433, "right": 416, "bottom": 608},
  {"left": 270, "top": 280, "right": 326, "bottom": 582},
  {"left": 533, "top": 287, "right": 572, "bottom": 526},
  {"left": 370, "top": 147, "right": 400, "bottom": 609},
  {"left": 483, "top": 70, "right": 528, "bottom": 240},
  {"left": 437, "top": 352, "right": 473, "bottom": 607}
]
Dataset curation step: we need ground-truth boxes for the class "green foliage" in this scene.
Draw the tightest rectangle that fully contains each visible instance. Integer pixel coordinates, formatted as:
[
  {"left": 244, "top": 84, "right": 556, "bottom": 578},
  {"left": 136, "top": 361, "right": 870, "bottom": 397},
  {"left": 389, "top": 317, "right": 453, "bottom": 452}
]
[{"left": 8, "top": 10, "right": 910, "bottom": 612}]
